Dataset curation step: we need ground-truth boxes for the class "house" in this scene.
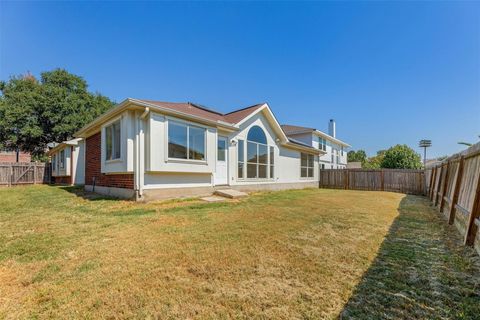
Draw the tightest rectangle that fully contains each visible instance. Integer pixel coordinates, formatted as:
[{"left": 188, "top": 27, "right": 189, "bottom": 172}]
[
  {"left": 71, "top": 98, "right": 325, "bottom": 201},
  {"left": 281, "top": 120, "right": 350, "bottom": 169},
  {"left": 48, "top": 138, "right": 85, "bottom": 185},
  {"left": 0, "top": 150, "right": 32, "bottom": 163}
]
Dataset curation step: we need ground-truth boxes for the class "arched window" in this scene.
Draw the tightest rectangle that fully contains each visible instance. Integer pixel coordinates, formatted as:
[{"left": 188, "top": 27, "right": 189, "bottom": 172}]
[
  {"left": 245, "top": 126, "right": 270, "bottom": 179},
  {"left": 247, "top": 126, "right": 267, "bottom": 144}
]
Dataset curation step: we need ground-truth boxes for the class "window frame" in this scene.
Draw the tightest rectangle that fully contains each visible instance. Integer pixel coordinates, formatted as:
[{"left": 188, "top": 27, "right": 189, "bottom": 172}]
[
  {"left": 105, "top": 119, "right": 122, "bottom": 162},
  {"left": 166, "top": 118, "right": 207, "bottom": 163},
  {"left": 239, "top": 125, "right": 274, "bottom": 181},
  {"left": 59, "top": 150, "right": 65, "bottom": 169},
  {"left": 300, "top": 152, "right": 314, "bottom": 179},
  {"left": 319, "top": 137, "right": 327, "bottom": 151},
  {"left": 237, "top": 139, "right": 245, "bottom": 179}
]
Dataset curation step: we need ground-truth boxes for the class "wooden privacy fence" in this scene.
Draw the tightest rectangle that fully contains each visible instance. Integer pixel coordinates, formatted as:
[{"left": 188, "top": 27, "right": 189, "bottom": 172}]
[
  {"left": 319, "top": 169, "right": 425, "bottom": 195},
  {"left": 0, "top": 162, "right": 51, "bottom": 186},
  {"left": 425, "top": 142, "right": 480, "bottom": 255}
]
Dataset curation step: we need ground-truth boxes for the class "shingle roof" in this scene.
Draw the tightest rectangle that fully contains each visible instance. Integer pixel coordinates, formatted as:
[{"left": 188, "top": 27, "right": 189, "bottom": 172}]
[
  {"left": 281, "top": 124, "right": 315, "bottom": 135},
  {"left": 136, "top": 99, "right": 264, "bottom": 125}
]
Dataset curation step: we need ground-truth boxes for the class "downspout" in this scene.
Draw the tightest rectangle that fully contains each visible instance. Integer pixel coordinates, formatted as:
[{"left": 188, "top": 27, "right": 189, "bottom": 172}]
[{"left": 135, "top": 107, "right": 149, "bottom": 200}]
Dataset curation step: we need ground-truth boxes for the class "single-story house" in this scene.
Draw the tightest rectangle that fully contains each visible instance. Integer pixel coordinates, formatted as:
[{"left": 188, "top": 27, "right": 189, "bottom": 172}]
[
  {"left": 48, "top": 138, "right": 85, "bottom": 185},
  {"left": 65, "top": 98, "right": 325, "bottom": 201}
]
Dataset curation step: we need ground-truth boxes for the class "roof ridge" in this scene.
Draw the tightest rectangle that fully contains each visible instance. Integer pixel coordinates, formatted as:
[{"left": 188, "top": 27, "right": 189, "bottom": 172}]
[
  {"left": 224, "top": 103, "right": 264, "bottom": 115},
  {"left": 188, "top": 102, "right": 225, "bottom": 116}
]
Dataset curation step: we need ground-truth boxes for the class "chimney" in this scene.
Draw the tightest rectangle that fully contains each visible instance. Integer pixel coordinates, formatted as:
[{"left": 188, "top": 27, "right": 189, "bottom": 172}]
[{"left": 328, "top": 119, "right": 336, "bottom": 138}]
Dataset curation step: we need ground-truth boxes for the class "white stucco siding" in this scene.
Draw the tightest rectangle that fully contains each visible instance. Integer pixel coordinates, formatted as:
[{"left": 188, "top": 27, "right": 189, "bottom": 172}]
[
  {"left": 52, "top": 145, "right": 71, "bottom": 177},
  {"left": 228, "top": 112, "right": 318, "bottom": 186},
  {"left": 101, "top": 110, "right": 135, "bottom": 174},
  {"left": 146, "top": 112, "right": 216, "bottom": 174},
  {"left": 73, "top": 141, "right": 85, "bottom": 185},
  {"left": 143, "top": 172, "right": 212, "bottom": 189}
]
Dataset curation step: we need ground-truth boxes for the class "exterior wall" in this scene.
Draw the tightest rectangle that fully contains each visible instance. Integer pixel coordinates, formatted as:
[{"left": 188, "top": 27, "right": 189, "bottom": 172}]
[
  {"left": 52, "top": 175, "right": 72, "bottom": 185},
  {"left": 85, "top": 132, "right": 134, "bottom": 189},
  {"left": 51, "top": 145, "right": 72, "bottom": 178},
  {"left": 146, "top": 112, "right": 217, "bottom": 174},
  {"left": 73, "top": 140, "right": 85, "bottom": 185},
  {"left": 227, "top": 112, "right": 319, "bottom": 186},
  {"left": 318, "top": 138, "right": 347, "bottom": 169},
  {"left": 0, "top": 151, "right": 31, "bottom": 163},
  {"left": 100, "top": 110, "right": 135, "bottom": 174}
]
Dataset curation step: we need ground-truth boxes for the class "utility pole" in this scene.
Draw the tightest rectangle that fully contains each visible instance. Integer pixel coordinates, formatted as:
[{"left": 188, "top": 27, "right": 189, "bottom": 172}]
[{"left": 419, "top": 140, "right": 432, "bottom": 167}]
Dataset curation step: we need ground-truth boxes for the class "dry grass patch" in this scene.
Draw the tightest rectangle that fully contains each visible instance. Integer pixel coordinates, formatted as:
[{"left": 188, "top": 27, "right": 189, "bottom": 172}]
[{"left": 0, "top": 185, "right": 478, "bottom": 319}]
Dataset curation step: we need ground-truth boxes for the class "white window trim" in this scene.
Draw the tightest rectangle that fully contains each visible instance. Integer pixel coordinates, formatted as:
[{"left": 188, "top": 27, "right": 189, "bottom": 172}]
[
  {"left": 300, "top": 153, "right": 315, "bottom": 179},
  {"left": 103, "top": 116, "right": 123, "bottom": 163},
  {"left": 165, "top": 117, "right": 208, "bottom": 164}
]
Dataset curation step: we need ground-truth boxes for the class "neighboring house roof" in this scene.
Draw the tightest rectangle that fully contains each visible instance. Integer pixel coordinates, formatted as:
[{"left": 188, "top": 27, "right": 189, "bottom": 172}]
[
  {"left": 281, "top": 124, "right": 316, "bottom": 135},
  {"left": 281, "top": 124, "right": 351, "bottom": 147},
  {"left": 287, "top": 137, "right": 314, "bottom": 148},
  {"left": 74, "top": 98, "right": 323, "bottom": 155},
  {"left": 47, "top": 138, "right": 82, "bottom": 156}
]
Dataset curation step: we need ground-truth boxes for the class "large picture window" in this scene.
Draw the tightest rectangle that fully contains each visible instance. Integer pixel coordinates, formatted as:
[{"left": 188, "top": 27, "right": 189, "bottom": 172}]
[
  {"left": 301, "top": 153, "right": 314, "bottom": 178},
  {"left": 245, "top": 125, "right": 272, "bottom": 179},
  {"left": 106, "top": 120, "right": 121, "bottom": 161},
  {"left": 168, "top": 120, "right": 206, "bottom": 161}
]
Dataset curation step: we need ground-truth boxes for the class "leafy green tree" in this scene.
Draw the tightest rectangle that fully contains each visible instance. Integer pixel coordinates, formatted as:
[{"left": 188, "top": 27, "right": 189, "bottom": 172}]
[
  {"left": 347, "top": 150, "right": 367, "bottom": 163},
  {"left": 363, "top": 150, "right": 385, "bottom": 169},
  {"left": 380, "top": 144, "right": 422, "bottom": 169},
  {"left": 0, "top": 69, "right": 114, "bottom": 156}
]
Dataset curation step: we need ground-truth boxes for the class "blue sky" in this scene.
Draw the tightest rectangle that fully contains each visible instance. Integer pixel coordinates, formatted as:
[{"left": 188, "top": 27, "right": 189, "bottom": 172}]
[{"left": 1, "top": 1, "right": 479, "bottom": 158}]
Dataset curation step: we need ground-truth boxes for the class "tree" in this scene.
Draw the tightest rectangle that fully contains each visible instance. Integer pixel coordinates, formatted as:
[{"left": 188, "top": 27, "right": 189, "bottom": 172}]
[
  {"left": 380, "top": 144, "right": 422, "bottom": 169},
  {"left": 363, "top": 150, "right": 385, "bottom": 169},
  {"left": 0, "top": 69, "right": 114, "bottom": 156},
  {"left": 347, "top": 150, "right": 367, "bottom": 163}
]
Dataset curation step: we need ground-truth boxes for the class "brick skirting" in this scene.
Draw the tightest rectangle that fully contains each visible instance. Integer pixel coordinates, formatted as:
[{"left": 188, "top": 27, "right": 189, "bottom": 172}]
[{"left": 85, "top": 132, "right": 134, "bottom": 189}]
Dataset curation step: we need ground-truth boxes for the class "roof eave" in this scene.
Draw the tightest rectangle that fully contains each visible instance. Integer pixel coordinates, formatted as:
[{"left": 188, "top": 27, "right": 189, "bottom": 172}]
[
  {"left": 313, "top": 130, "right": 350, "bottom": 147},
  {"left": 75, "top": 98, "right": 239, "bottom": 138}
]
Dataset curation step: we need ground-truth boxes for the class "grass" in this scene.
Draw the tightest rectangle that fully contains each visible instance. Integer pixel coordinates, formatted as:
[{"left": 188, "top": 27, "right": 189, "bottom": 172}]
[{"left": 0, "top": 185, "right": 478, "bottom": 319}]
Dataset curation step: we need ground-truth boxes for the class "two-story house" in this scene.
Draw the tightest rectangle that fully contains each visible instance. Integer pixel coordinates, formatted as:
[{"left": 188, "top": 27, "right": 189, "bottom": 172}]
[{"left": 281, "top": 120, "right": 350, "bottom": 169}]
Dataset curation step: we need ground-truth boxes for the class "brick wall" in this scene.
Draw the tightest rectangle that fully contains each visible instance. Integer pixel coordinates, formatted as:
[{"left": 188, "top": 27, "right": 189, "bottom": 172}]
[
  {"left": 0, "top": 151, "right": 31, "bottom": 163},
  {"left": 85, "top": 132, "right": 134, "bottom": 189},
  {"left": 53, "top": 176, "right": 72, "bottom": 185}
]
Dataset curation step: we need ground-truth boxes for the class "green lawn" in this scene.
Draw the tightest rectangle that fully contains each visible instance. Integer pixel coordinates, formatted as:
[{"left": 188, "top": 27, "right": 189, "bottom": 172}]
[{"left": 0, "top": 186, "right": 478, "bottom": 319}]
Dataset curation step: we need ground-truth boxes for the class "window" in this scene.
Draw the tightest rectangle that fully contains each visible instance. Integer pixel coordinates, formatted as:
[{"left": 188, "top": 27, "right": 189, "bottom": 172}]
[
  {"left": 321, "top": 163, "right": 325, "bottom": 169},
  {"left": 244, "top": 125, "right": 271, "bottom": 179},
  {"left": 238, "top": 140, "right": 244, "bottom": 179},
  {"left": 341, "top": 146, "right": 344, "bottom": 156},
  {"left": 59, "top": 150, "right": 65, "bottom": 169},
  {"left": 319, "top": 137, "right": 326, "bottom": 151},
  {"left": 217, "top": 139, "right": 226, "bottom": 161},
  {"left": 106, "top": 120, "right": 121, "bottom": 161},
  {"left": 52, "top": 154, "right": 56, "bottom": 172},
  {"left": 168, "top": 120, "right": 206, "bottom": 161},
  {"left": 301, "top": 153, "right": 314, "bottom": 178},
  {"left": 270, "top": 146, "right": 274, "bottom": 179}
]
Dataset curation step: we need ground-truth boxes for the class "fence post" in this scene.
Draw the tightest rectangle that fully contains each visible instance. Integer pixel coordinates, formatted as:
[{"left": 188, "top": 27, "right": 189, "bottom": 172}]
[
  {"left": 434, "top": 165, "right": 443, "bottom": 206},
  {"left": 439, "top": 161, "right": 450, "bottom": 212},
  {"left": 464, "top": 167, "right": 480, "bottom": 245},
  {"left": 380, "top": 170, "right": 385, "bottom": 191},
  {"left": 429, "top": 166, "right": 436, "bottom": 201},
  {"left": 33, "top": 162, "right": 37, "bottom": 185},
  {"left": 449, "top": 156, "right": 464, "bottom": 225},
  {"left": 344, "top": 170, "right": 348, "bottom": 189}
]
